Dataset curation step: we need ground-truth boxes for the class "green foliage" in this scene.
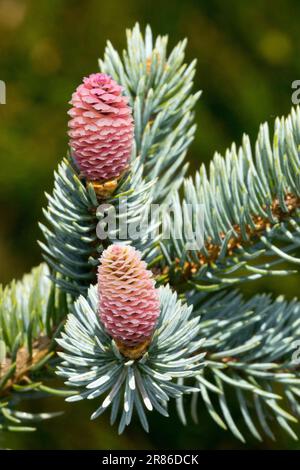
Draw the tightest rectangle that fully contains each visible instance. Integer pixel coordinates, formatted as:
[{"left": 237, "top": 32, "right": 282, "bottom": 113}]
[
  {"left": 0, "top": 264, "right": 68, "bottom": 431},
  {"left": 162, "top": 107, "right": 300, "bottom": 291},
  {"left": 179, "top": 290, "right": 300, "bottom": 442},
  {"left": 0, "top": 264, "right": 55, "bottom": 356},
  {"left": 56, "top": 284, "right": 205, "bottom": 434}
]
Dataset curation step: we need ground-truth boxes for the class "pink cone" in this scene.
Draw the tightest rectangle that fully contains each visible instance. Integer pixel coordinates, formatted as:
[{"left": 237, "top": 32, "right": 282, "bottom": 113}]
[
  {"left": 68, "top": 73, "right": 134, "bottom": 181},
  {"left": 98, "top": 245, "right": 160, "bottom": 347}
]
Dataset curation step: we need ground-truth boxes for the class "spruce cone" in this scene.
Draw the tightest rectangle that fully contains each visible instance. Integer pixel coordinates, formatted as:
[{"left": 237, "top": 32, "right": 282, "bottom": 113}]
[
  {"left": 98, "top": 245, "right": 160, "bottom": 353},
  {"left": 68, "top": 73, "right": 133, "bottom": 181}
]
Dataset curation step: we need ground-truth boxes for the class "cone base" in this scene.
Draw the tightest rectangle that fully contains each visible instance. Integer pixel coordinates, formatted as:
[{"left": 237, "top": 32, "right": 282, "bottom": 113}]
[
  {"left": 91, "top": 179, "right": 119, "bottom": 199},
  {"left": 115, "top": 338, "right": 151, "bottom": 360},
  {"left": 88, "top": 167, "right": 129, "bottom": 199}
]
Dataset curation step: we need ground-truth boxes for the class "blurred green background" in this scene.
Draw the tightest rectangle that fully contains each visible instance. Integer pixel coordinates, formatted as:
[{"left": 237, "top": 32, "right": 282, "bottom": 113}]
[{"left": 0, "top": 0, "right": 300, "bottom": 450}]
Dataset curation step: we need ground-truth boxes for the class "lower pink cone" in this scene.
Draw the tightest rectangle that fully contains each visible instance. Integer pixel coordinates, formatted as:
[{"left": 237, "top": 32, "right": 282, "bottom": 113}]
[{"left": 98, "top": 245, "right": 160, "bottom": 349}]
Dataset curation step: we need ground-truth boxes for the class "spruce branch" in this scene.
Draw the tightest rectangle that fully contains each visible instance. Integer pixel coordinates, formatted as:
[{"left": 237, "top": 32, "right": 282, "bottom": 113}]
[
  {"left": 56, "top": 283, "right": 205, "bottom": 434},
  {"left": 162, "top": 107, "right": 300, "bottom": 292},
  {"left": 56, "top": 245, "right": 206, "bottom": 434},
  {"left": 179, "top": 290, "right": 300, "bottom": 442},
  {"left": 0, "top": 264, "right": 69, "bottom": 431}
]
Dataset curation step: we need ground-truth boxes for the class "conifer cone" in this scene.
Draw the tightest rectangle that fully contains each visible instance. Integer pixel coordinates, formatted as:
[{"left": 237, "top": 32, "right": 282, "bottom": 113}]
[
  {"left": 68, "top": 73, "right": 133, "bottom": 183},
  {"left": 98, "top": 245, "right": 160, "bottom": 357}
]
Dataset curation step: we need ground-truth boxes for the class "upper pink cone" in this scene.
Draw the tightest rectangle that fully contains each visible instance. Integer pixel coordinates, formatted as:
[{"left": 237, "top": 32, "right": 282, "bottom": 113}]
[
  {"left": 68, "top": 73, "right": 134, "bottom": 181},
  {"left": 98, "top": 245, "right": 160, "bottom": 347}
]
